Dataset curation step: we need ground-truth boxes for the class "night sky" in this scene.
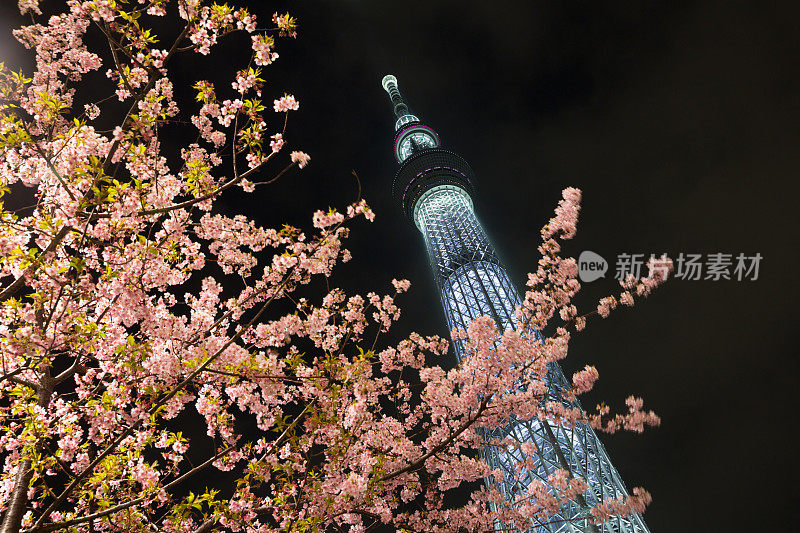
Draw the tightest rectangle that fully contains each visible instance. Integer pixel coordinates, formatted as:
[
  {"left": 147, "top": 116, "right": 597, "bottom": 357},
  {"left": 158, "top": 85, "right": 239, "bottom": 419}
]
[{"left": 2, "top": 1, "right": 799, "bottom": 531}]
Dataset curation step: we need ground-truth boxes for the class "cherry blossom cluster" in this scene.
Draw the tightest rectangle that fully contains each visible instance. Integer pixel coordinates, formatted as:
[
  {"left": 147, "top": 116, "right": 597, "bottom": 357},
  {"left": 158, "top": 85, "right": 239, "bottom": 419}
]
[
  {"left": 290, "top": 150, "right": 310, "bottom": 168},
  {"left": 597, "top": 255, "right": 674, "bottom": 319},
  {"left": 273, "top": 94, "right": 299, "bottom": 112},
  {"left": 273, "top": 12, "right": 298, "bottom": 39},
  {"left": 590, "top": 487, "right": 653, "bottom": 524}
]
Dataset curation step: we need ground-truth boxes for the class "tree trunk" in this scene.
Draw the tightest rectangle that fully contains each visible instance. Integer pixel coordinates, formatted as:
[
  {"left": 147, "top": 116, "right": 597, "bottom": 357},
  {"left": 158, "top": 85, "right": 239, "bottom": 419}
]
[{"left": 1, "top": 384, "right": 53, "bottom": 533}]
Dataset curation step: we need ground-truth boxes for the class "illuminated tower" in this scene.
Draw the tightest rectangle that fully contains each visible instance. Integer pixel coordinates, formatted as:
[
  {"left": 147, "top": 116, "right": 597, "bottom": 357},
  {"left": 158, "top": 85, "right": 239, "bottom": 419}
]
[{"left": 382, "top": 75, "right": 649, "bottom": 533}]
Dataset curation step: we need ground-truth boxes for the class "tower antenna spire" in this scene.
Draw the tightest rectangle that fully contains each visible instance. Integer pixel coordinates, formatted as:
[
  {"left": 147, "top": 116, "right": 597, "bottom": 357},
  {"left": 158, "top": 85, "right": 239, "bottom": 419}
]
[
  {"left": 381, "top": 74, "right": 409, "bottom": 118},
  {"left": 381, "top": 74, "right": 440, "bottom": 158}
]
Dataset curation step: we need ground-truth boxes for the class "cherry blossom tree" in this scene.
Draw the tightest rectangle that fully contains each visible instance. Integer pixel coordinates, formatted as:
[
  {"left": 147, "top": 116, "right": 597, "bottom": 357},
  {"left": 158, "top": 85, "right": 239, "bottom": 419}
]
[{"left": 0, "top": 1, "right": 668, "bottom": 532}]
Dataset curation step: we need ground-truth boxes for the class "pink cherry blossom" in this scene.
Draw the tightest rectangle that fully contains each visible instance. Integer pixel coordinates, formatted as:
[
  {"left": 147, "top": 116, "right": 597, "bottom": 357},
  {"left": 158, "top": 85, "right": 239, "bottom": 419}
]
[
  {"left": 572, "top": 365, "right": 600, "bottom": 394},
  {"left": 274, "top": 94, "right": 300, "bottom": 112},
  {"left": 270, "top": 133, "right": 285, "bottom": 153},
  {"left": 273, "top": 12, "right": 298, "bottom": 38},
  {"left": 18, "top": 0, "right": 40, "bottom": 15},
  {"left": 392, "top": 278, "right": 411, "bottom": 293},
  {"left": 290, "top": 150, "right": 310, "bottom": 168},
  {"left": 83, "top": 103, "right": 100, "bottom": 120},
  {"left": 252, "top": 34, "right": 279, "bottom": 66}
]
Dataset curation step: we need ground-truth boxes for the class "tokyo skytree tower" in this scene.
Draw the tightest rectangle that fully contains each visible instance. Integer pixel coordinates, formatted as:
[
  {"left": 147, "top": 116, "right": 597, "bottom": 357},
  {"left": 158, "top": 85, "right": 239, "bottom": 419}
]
[{"left": 381, "top": 75, "right": 649, "bottom": 533}]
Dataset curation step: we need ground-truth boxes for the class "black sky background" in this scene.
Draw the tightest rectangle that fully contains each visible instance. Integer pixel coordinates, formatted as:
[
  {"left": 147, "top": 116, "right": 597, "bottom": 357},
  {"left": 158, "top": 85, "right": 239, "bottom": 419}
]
[{"left": 2, "top": 1, "right": 800, "bottom": 531}]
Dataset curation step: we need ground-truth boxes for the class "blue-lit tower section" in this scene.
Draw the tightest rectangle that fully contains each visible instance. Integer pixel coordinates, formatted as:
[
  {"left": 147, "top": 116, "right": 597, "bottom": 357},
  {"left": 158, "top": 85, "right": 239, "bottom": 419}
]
[{"left": 382, "top": 75, "right": 649, "bottom": 533}]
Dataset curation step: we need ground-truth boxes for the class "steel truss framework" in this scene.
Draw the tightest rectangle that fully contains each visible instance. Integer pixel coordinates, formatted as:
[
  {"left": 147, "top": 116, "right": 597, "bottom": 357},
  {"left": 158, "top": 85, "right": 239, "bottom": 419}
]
[{"left": 414, "top": 186, "right": 649, "bottom": 533}]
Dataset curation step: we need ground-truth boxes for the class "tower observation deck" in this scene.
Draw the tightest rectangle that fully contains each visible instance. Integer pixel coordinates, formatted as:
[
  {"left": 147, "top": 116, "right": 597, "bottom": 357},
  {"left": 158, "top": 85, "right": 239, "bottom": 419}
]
[{"left": 382, "top": 75, "right": 650, "bottom": 533}]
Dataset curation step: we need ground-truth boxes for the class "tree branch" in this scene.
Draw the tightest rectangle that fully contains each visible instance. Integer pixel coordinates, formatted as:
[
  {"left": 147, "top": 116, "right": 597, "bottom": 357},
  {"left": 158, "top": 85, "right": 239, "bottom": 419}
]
[
  {"left": 0, "top": 225, "right": 72, "bottom": 302},
  {"left": 1, "top": 384, "right": 54, "bottom": 533},
  {"left": 378, "top": 401, "right": 488, "bottom": 483},
  {"left": 81, "top": 157, "right": 295, "bottom": 220},
  {"left": 25, "top": 446, "right": 233, "bottom": 533}
]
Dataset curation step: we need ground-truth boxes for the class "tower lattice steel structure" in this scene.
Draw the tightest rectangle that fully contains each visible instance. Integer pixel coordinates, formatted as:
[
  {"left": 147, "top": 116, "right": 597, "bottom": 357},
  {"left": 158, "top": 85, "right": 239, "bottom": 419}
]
[{"left": 381, "top": 75, "right": 649, "bottom": 533}]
